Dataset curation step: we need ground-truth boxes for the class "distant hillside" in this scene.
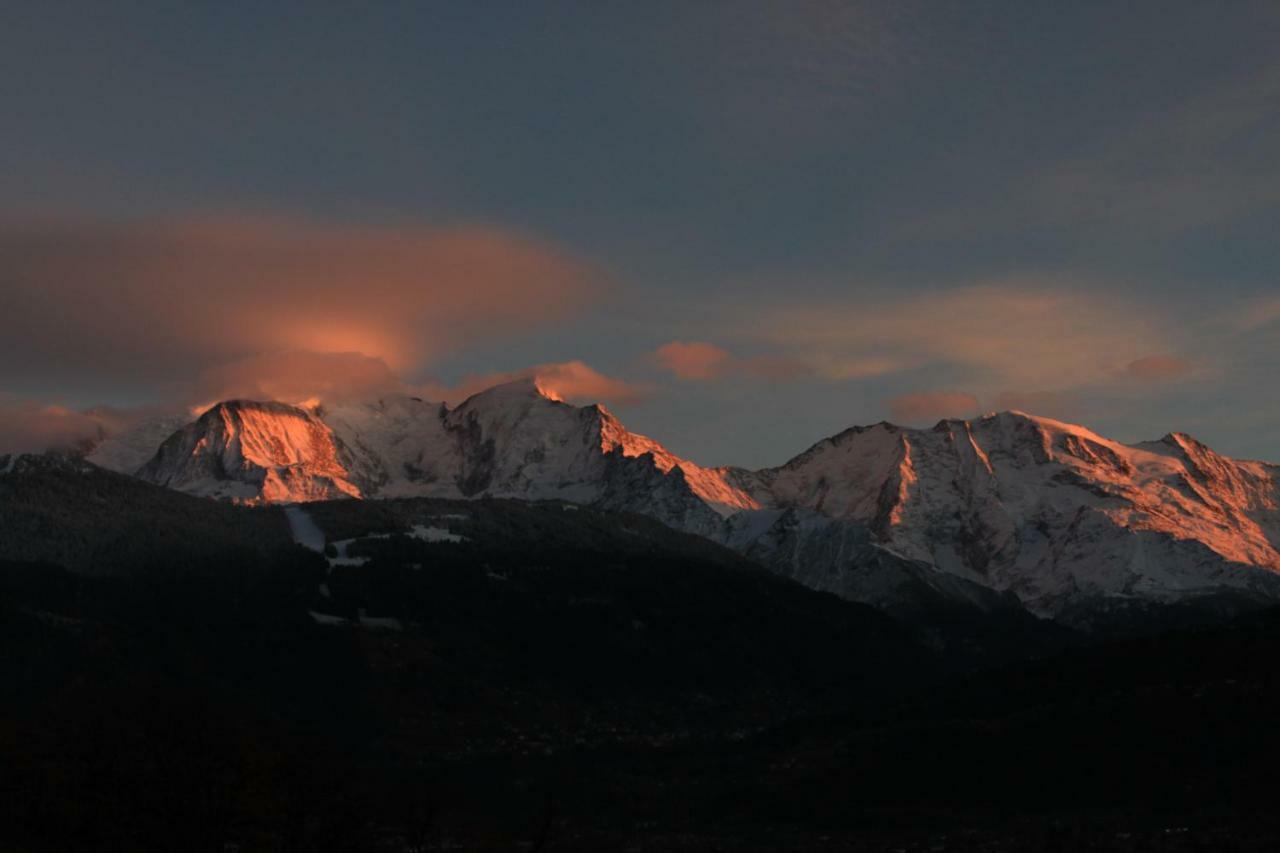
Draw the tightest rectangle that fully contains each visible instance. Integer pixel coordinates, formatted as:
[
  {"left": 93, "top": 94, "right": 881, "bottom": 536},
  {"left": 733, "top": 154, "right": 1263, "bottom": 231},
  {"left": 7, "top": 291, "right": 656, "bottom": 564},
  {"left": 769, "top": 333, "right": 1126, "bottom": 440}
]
[{"left": 0, "top": 452, "right": 294, "bottom": 575}]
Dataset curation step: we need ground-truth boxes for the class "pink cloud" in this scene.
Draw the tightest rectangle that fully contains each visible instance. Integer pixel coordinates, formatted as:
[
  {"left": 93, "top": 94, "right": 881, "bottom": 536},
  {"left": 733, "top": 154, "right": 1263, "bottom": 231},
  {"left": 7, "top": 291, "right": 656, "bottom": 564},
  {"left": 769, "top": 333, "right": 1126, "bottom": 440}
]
[
  {"left": 0, "top": 399, "right": 105, "bottom": 455},
  {"left": 1123, "top": 354, "right": 1193, "bottom": 381},
  {"left": 190, "top": 351, "right": 404, "bottom": 407},
  {"left": 653, "top": 341, "right": 816, "bottom": 381},
  {"left": 0, "top": 215, "right": 599, "bottom": 392},
  {"left": 191, "top": 351, "right": 648, "bottom": 409},
  {"left": 419, "top": 360, "right": 648, "bottom": 407},
  {"left": 753, "top": 281, "right": 1170, "bottom": 389},
  {"left": 887, "top": 391, "right": 980, "bottom": 425},
  {"left": 736, "top": 354, "right": 817, "bottom": 379},
  {"left": 654, "top": 341, "right": 733, "bottom": 379}
]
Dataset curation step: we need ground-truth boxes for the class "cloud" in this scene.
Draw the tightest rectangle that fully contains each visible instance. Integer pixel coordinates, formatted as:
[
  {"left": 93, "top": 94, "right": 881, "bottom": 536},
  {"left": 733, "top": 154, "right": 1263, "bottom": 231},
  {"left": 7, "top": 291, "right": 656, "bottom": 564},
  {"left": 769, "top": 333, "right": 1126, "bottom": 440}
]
[
  {"left": 419, "top": 360, "right": 647, "bottom": 407},
  {"left": 654, "top": 341, "right": 732, "bottom": 379},
  {"left": 752, "top": 280, "right": 1169, "bottom": 389},
  {"left": 0, "top": 354, "right": 646, "bottom": 454},
  {"left": 0, "top": 215, "right": 599, "bottom": 395},
  {"left": 886, "top": 391, "right": 979, "bottom": 425},
  {"left": 653, "top": 341, "right": 817, "bottom": 381},
  {"left": 735, "top": 354, "right": 817, "bottom": 380},
  {"left": 811, "top": 356, "right": 904, "bottom": 381},
  {"left": 1222, "top": 296, "right": 1280, "bottom": 333},
  {"left": 1123, "top": 354, "right": 1193, "bottom": 381},
  {"left": 0, "top": 398, "right": 105, "bottom": 455},
  {"left": 190, "top": 351, "right": 405, "bottom": 408},
  {"left": 192, "top": 351, "right": 647, "bottom": 409}
]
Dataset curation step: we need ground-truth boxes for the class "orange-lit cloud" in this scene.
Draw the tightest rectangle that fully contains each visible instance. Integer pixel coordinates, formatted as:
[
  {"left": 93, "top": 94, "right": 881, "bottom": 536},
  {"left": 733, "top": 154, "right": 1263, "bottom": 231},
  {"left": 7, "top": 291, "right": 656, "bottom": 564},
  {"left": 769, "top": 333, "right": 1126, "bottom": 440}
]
[
  {"left": 0, "top": 398, "right": 105, "bottom": 455},
  {"left": 655, "top": 341, "right": 732, "bottom": 379},
  {"left": 0, "top": 354, "right": 646, "bottom": 454},
  {"left": 191, "top": 351, "right": 647, "bottom": 409},
  {"left": 886, "top": 391, "right": 980, "bottom": 425},
  {"left": 190, "top": 351, "right": 404, "bottom": 407},
  {"left": 419, "top": 360, "right": 647, "bottom": 406},
  {"left": 653, "top": 341, "right": 816, "bottom": 381},
  {"left": 750, "top": 280, "right": 1169, "bottom": 389},
  {"left": 735, "top": 353, "right": 816, "bottom": 379},
  {"left": 0, "top": 215, "right": 599, "bottom": 391},
  {"left": 1123, "top": 354, "right": 1193, "bottom": 381}
]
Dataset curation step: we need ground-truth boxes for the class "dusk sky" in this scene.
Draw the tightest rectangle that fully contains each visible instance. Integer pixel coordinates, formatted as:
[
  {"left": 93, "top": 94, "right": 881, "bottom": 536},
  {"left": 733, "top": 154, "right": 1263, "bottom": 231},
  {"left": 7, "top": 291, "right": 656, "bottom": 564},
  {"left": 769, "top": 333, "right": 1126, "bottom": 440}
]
[{"left": 3, "top": 1, "right": 1280, "bottom": 466}]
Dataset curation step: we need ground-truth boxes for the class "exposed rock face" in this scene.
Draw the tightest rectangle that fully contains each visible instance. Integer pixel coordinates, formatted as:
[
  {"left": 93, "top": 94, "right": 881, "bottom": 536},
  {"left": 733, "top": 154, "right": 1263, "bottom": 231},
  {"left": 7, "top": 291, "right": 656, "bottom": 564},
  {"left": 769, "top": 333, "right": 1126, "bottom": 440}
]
[
  {"left": 137, "top": 400, "right": 361, "bottom": 503},
  {"left": 130, "top": 380, "right": 752, "bottom": 536},
  {"left": 116, "top": 384, "right": 1280, "bottom": 621},
  {"left": 733, "top": 412, "right": 1280, "bottom": 617}
]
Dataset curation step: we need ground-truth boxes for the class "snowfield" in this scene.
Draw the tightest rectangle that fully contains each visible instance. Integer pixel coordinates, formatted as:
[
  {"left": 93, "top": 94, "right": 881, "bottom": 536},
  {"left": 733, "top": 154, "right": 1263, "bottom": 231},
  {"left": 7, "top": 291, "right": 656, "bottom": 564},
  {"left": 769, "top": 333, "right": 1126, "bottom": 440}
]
[{"left": 88, "top": 378, "right": 1280, "bottom": 621}]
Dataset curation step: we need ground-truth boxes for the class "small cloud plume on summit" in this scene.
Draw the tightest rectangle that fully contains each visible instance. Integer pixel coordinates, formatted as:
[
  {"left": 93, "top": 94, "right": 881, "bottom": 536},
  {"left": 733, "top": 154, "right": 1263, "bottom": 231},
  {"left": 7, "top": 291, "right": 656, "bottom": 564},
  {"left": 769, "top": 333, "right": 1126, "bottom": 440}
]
[{"left": 420, "top": 361, "right": 646, "bottom": 407}]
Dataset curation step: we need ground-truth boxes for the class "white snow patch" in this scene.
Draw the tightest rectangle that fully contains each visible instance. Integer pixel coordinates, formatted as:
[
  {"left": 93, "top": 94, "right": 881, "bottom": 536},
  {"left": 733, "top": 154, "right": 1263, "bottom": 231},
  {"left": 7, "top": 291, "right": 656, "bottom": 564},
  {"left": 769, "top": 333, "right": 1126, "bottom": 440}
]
[
  {"left": 327, "top": 538, "right": 371, "bottom": 568},
  {"left": 284, "top": 506, "right": 326, "bottom": 553},
  {"left": 409, "top": 525, "right": 467, "bottom": 543},
  {"left": 357, "top": 609, "right": 403, "bottom": 631}
]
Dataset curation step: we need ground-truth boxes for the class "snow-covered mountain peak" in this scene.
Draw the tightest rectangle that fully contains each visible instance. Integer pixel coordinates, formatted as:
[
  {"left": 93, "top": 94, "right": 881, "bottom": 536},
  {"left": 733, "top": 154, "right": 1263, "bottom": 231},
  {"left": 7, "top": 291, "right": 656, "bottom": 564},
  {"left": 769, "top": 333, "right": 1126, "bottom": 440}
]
[
  {"left": 137, "top": 398, "right": 362, "bottom": 503},
  {"left": 457, "top": 375, "right": 565, "bottom": 408},
  {"left": 593, "top": 405, "right": 759, "bottom": 515},
  {"left": 86, "top": 380, "right": 1280, "bottom": 622},
  {"left": 117, "top": 379, "right": 761, "bottom": 525},
  {"left": 736, "top": 408, "right": 1280, "bottom": 615}
]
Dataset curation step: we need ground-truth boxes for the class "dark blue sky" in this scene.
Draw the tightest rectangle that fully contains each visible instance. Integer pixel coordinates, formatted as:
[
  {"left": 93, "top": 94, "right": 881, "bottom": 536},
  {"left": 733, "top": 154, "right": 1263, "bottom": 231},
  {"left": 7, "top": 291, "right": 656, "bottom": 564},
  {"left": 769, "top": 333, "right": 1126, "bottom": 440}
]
[{"left": 3, "top": 1, "right": 1280, "bottom": 464}]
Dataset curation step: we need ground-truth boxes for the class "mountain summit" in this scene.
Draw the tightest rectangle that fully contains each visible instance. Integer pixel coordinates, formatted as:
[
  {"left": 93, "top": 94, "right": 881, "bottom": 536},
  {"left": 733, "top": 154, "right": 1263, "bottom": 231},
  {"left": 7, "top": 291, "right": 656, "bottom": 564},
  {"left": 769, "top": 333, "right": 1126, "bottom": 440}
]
[
  {"left": 114, "top": 379, "right": 751, "bottom": 536},
  {"left": 732, "top": 410, "right": 1280, "bottom": 618},
  {"left": 90, "top": 384, "right": 1280, "bottom": 623}
]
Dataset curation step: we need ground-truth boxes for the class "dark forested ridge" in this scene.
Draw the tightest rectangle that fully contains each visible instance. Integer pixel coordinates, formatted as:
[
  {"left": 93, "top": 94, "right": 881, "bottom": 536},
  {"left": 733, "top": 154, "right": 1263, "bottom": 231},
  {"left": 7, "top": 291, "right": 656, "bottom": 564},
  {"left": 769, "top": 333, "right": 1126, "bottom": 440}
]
[
  {"left": 0, "top": 453, "right": 293, "bottom": 575},
  {"left": 5, "top": 457, "right": 1280, "bottom": 850}
]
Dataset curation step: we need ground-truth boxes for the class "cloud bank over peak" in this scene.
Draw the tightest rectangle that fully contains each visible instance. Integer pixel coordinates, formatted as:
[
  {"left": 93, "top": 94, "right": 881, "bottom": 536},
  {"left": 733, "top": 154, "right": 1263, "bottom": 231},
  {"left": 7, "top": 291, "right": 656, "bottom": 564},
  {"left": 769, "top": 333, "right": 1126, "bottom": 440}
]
[{"left": 0, "top": 214, "right": 600, "bottom": 396}]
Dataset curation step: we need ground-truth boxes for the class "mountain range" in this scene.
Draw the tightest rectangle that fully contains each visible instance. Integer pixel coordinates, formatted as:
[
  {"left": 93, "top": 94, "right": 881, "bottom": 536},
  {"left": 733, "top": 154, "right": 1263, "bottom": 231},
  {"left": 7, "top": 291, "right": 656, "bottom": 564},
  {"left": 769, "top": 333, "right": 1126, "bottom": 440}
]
[{"left": 33, "top": 376, "right": 1279, "bottom": 626}]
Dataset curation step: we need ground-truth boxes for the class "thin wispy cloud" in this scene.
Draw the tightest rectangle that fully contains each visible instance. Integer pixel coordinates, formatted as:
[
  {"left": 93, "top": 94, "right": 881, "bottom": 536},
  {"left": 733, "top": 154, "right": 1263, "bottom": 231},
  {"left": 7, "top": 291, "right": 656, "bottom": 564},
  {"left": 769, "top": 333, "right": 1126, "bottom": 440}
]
[
  {"left": 743, "top": 279, "right": 1170, "bottom": 390},
  {"left": 652, "top": 341, "right": 815, "bottom": 381}
]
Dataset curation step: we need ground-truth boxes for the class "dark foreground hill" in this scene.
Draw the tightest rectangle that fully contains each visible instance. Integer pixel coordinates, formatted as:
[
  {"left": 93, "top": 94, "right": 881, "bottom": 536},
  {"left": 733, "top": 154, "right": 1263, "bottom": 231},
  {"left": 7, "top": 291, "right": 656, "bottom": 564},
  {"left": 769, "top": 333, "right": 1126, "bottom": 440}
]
[
  {"left": 0, "top": 452, "right": 294, "bottom": 575},
  {"left": 0, "top": 485, "right": 932, "bottom": 851},
  {"left": 6, "top": 468, "right": 1280, "bottom": 850}
]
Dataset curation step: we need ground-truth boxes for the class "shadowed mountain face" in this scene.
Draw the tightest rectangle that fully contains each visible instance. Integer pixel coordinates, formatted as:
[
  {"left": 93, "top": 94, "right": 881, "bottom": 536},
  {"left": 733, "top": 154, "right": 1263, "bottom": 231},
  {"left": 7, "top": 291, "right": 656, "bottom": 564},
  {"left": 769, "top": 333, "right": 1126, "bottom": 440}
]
[{"left": 82, "top": 379, "right": 1280, "bottom": 625}]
